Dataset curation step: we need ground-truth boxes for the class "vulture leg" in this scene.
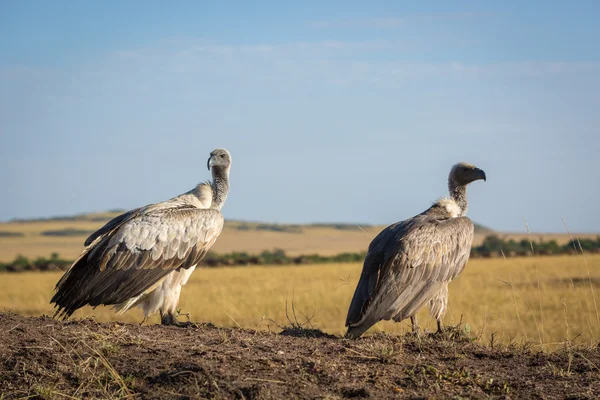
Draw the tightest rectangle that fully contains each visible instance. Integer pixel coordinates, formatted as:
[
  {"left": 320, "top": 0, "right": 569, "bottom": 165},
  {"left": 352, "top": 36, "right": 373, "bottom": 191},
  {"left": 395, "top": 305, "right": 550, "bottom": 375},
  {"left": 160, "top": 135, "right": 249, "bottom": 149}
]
[
  {"left": 410, "top": 315, "right": 420, "bottom": 334},
  {"left": 430, "top": 284, "right": 448, "bottom": 334},
  {"left": 153, "top": 267, "right": 198, "bottom": 327},
  {"left": 436, "top": 320, "right": 444, "bottom": 334}
]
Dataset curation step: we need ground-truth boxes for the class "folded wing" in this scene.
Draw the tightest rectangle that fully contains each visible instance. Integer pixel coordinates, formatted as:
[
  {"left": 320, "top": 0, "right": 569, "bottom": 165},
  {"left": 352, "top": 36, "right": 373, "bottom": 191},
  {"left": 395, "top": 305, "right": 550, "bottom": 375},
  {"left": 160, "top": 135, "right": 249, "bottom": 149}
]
[
  {"left": 346, "top": 214, "right": 474, "bottom": 333},
  {"left": 51, "top": 204, "right": 223, "bottom": 318}
]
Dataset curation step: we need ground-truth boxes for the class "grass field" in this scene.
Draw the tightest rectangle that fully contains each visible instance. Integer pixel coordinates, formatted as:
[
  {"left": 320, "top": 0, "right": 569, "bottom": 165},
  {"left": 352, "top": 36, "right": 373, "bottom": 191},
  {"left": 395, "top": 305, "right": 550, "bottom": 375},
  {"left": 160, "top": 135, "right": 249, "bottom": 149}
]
[
  {"left": 2, "top": 212, "right": 599, "bottom": 351},
  {"left": 2, "top": 254, "right": 599, "bottom": 350}
]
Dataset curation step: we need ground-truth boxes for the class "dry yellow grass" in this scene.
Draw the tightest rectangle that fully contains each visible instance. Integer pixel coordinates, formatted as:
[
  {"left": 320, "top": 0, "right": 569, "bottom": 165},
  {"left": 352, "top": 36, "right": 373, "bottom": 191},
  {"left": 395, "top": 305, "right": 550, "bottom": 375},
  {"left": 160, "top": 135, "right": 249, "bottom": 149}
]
[{"left": 2, "top": 254, "right": 599, "bottom": 350}]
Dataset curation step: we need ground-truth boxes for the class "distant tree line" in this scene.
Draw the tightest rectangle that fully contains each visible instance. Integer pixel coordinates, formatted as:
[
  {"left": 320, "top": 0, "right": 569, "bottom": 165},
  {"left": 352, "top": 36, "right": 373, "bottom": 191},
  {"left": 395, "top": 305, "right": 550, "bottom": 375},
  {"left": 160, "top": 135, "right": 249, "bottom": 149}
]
[
  {"left": 1, "top": 235, "right": 598, "bottom": 273},
  {"left": 471, "top": 234, "right": 600, "bottom": 257},
  {"left": 0, "top": 250, "right": 369, "bottom": 272},
  {"left": 0, "top": 231, "right": 24, "bottom": 237},
  {"left": 41, "top": 229, "right": 96, "bottom": 237},
  {"left": 0, "top": 253, "right": 73, "bottom": 272}
]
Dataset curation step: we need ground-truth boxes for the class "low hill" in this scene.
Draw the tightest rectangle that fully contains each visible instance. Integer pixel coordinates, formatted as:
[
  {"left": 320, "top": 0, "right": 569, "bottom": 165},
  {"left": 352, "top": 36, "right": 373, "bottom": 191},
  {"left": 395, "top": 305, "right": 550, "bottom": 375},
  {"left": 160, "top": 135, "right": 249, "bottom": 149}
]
[
  {"left": 0, "top": 211, "right": 497, "bottom": 262},
  {"left": 7, "top": 211, "right": 494, "bottom": 234},
  {"left": 0, "top": 313, "right": 597, "bottom": 399}
]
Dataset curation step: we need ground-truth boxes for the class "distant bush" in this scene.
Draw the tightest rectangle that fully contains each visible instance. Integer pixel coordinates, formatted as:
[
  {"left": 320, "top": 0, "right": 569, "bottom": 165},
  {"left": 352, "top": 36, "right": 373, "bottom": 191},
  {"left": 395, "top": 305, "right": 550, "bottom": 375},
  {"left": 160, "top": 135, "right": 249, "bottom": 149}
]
[
  {"left": 566, "top": 237, "right": 600, "bottom": 252},
  {"left": 233, "top": 223, "right": 303, "bottom": 234},
  {"left": 0, "top": 231, "right": 24, "bottom": 237},
  {"left": 200, "top": 248, "right": 368, "bottom": 267},
  {"left": 231, "top": 221, "right": 378, "bottom": 233},
  {"left": 471, "top": 235, "right": 600, "bottom": 258},
  {"left": 0, "top": 253, "right": 72, "bottom": 272},
  {"left": 256, "top": 224, "right": 303, "bottom": 233},
  {"left": 41, "top": 228, "right": 95, "bottom": 237}
]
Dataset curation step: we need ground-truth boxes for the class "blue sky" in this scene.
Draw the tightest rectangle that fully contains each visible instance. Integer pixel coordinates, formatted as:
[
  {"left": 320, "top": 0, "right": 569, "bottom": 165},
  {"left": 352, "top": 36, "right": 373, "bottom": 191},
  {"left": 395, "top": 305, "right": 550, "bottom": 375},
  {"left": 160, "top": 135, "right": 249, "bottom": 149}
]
[{"left": 1, "top": 1, "right": 599, "bottom": 232}]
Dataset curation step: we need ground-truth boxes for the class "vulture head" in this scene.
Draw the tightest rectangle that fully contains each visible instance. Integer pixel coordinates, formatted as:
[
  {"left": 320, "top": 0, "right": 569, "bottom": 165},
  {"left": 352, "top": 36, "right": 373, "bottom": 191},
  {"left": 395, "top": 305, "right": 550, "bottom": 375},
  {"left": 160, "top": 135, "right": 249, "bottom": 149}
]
[
  {"left": 207, "top": 148, "right": 232, "bottom": 172},
  {"left": 449, "top": 162, "right": 486, "bottom": 187}
]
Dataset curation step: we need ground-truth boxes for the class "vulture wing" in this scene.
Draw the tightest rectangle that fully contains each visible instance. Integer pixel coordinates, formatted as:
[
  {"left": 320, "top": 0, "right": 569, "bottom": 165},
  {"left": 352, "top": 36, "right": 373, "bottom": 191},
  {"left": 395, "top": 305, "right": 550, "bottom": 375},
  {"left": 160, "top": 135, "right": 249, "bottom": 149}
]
[
  {"left": 345, "top": 213, "right": 474, "bottom": 338},
  {"left": 51, "top": 204, "right": 223, "bottom": 318}
]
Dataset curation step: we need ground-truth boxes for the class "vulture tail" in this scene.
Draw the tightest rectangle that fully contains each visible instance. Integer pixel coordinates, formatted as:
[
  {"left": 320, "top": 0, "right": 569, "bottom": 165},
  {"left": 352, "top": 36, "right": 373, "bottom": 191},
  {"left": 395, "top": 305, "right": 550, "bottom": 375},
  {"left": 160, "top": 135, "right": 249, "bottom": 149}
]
[
  {"left": 345, "top": 317, "right": 377, "bottom": 339},
  {"left": 50, "top": 250, "right": 95, "bottom": 319}
]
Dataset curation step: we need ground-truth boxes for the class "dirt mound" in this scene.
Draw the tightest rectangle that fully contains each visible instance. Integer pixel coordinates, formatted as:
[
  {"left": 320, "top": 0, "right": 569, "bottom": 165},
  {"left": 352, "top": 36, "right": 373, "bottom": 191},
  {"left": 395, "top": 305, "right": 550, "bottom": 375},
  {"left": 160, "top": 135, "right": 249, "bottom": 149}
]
[{"left": 0, "top": 313, "right": 598, "bottom": 399}]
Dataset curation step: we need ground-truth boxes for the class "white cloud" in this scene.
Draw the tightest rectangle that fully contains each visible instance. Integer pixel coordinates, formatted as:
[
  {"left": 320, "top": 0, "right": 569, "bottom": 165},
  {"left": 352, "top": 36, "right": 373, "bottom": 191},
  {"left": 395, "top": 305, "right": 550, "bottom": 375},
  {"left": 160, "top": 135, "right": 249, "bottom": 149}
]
[
  {"left": 3, "top": 40, "right": 599, "bottom": 104},
  {"left": 94, "top": 39, "right": 600, "bottom": 90}
]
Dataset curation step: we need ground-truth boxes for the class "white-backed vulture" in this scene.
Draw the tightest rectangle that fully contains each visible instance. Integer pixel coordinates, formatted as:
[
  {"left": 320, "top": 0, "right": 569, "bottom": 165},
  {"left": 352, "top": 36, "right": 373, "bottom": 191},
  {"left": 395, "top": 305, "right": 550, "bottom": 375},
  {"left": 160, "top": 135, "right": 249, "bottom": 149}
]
[
  {"left": 51, "top": 148, "right": 231, "bottom": 326},
  {"left": 345, "top": 162, "right": 486, "bottom": 338}
]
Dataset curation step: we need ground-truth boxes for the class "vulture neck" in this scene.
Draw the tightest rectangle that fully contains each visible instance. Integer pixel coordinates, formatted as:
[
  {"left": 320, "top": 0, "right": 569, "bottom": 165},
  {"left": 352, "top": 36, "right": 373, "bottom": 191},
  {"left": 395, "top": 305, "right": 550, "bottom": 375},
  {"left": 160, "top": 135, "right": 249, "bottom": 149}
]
[
  {"left": 448, "top": 178, "right": 468, "bottom": 217},
  {"left": 210, "top": 167, "right": 229, "bottom": 211}
]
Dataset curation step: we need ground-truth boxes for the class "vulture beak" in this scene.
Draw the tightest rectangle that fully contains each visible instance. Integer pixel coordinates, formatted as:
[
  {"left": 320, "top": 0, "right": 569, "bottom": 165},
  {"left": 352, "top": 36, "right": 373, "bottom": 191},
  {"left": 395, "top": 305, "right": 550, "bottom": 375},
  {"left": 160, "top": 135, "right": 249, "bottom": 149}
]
[
  {"left": 207, "top": 155, "right": 214, "bottom": 171},
  {"left": 474, "top": 168, "right": 486, "bottom": 182}
]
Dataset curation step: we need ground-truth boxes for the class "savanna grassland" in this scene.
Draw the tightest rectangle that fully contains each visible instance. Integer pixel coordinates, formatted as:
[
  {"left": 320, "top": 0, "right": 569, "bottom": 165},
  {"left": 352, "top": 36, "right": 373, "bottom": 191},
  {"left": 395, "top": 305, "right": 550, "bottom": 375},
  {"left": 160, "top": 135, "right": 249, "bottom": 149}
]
[
  {"left": 2, "top": 254, "right": 600, "bottom": 399},
  {"left": 1, "top": 214, "right": 600, "bottom": 398},
  {"left": 2, "top": 255, "right": 599, "bottom": 350},
  {"left": 1, "top": 213, "right": 599, "bottom": 349}
]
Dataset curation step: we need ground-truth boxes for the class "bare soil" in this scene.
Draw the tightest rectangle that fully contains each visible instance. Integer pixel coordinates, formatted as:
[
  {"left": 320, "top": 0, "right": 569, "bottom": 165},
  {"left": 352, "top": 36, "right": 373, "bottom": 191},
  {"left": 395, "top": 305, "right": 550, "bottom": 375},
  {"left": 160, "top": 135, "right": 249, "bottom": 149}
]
[{"left": 0, "top": 313, "right": 598, "bottom": 399}]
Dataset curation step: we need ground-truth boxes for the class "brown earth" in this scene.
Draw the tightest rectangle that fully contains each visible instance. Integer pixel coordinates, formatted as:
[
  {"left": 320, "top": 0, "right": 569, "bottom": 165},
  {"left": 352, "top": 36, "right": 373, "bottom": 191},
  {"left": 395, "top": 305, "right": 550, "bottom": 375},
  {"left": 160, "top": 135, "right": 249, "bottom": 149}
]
[{"left": 0, "top": 313, "right": 598, "bottom": 399}]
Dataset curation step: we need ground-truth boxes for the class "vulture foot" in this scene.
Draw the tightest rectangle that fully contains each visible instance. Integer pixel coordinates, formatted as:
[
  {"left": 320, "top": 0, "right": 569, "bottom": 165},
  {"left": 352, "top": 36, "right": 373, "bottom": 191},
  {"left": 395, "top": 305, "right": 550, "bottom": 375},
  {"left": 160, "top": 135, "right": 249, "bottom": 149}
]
[{"left": 161, "top": 311, "right": 197, "bottom": 327}]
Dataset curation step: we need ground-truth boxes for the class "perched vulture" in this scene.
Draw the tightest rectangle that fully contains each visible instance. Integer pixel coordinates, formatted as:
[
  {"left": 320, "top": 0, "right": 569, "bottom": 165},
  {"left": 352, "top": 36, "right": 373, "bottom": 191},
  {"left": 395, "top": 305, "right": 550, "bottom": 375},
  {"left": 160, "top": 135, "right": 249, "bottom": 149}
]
[
  {"left": 51, "top": 148, "right": 231, "bottom": 326},
  {"left": 345, "top": 162, "right": 486, "bottom": 338}
]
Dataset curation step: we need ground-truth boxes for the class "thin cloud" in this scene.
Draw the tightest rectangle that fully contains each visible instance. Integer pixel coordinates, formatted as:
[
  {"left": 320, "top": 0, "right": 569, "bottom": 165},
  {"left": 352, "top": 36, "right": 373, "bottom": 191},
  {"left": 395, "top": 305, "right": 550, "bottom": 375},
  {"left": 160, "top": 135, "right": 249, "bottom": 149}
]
[
  {"left": 308, "top": 11, "right": 491, "bottom": 29},
  {"left": 5, "top": 40, "right": 599, "bottom": 90}
]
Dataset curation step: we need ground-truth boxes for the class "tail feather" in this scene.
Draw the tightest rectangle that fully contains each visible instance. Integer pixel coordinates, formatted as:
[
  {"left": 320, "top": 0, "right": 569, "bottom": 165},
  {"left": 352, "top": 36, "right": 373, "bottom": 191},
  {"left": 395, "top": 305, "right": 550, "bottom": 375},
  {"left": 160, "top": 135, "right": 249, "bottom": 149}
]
[
  {"left": 50, "top": 248, "right": 96, "bottom": 319},
  {"left": 345, "top": 317, "right": 377, "bottom": 339}
]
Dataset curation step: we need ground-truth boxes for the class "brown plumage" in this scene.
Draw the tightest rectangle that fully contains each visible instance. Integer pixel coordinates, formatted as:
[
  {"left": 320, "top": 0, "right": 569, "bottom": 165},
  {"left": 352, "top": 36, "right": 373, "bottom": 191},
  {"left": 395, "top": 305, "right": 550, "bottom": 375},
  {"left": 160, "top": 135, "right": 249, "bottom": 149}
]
[{"left": 345, "top": 162, "right": 486, "bottom": 338}]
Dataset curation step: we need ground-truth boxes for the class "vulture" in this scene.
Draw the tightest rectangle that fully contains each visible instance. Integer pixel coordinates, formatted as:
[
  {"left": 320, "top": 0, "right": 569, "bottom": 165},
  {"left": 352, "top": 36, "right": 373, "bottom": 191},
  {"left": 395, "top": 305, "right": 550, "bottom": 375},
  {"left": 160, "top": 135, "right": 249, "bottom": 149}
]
[
  {"left": 50, "top": 148, "right": 231, "bottom": 326},
  {"left": 345, "top": 162, "right": 486, "bottom": 339}
]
